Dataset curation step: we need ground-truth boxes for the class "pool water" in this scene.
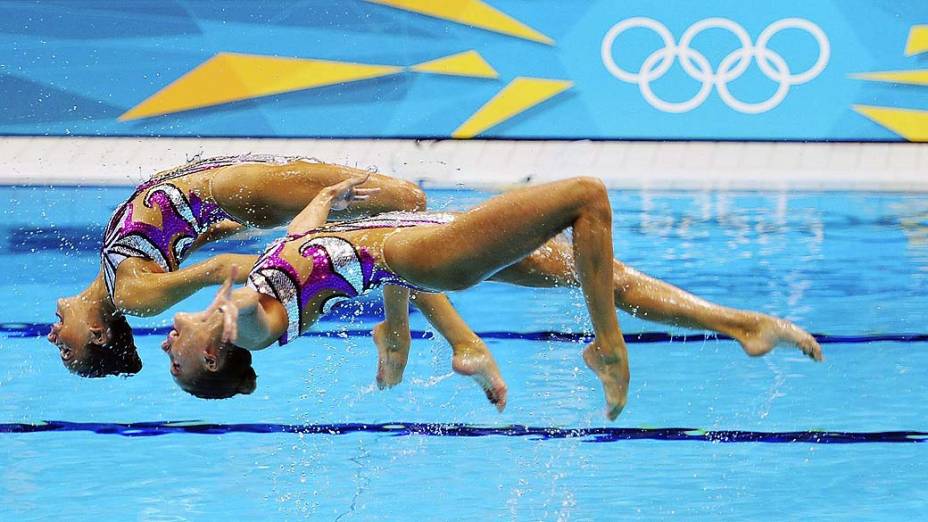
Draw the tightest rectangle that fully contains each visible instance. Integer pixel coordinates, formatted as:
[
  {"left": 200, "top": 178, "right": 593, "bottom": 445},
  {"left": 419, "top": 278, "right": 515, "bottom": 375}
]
[{"left": 1, "top": 187, "right": 926, "bottom": 519}]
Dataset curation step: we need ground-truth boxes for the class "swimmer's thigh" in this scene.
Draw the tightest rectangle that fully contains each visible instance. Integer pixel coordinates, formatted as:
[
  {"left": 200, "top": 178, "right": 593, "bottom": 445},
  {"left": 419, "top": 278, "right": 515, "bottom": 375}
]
[
  {"left": 213, "top": 162, "right": 423, "bottom": 226},
  {"left": 489, "top": 236, "right": 578, "bottom": 288},
  {"left": 384, "top": 179, "right": 594, "bottom": 291}
]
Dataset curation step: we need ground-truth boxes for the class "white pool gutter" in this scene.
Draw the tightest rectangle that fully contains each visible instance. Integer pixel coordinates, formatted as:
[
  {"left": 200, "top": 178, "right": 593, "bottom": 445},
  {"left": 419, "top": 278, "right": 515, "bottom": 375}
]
[{"left": 1, "top": 136, "right": 926, "bottom": 192}]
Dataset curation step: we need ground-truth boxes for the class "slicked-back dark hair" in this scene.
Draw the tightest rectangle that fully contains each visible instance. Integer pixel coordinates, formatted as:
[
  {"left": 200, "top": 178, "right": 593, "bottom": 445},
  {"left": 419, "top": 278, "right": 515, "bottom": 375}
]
[
  {"left": 70, "top": 315, "right": 142, "bottom": 378},
  {"left": 177, "top": 345, "right": 257, "bottom": 399}
]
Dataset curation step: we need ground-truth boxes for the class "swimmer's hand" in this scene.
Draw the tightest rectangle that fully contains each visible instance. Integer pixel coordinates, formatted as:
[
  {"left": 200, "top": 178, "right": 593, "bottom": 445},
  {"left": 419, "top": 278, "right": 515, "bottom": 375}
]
[
  {"left": 206, "top": 266, "right": 240, "bottom": 343},
  {"left": 288, "top": 172, "right": 381, "bottom": 235},
  {"left": 329, "top": 171, "right": 380, "bottom": 211}
]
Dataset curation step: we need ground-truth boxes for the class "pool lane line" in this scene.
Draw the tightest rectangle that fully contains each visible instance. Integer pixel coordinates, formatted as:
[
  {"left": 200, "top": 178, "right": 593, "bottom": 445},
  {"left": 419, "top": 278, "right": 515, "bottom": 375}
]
[
  {"left": 1, "top": 421, "right": 925, "bottom": 443},
  {"left": 5, "top": 322, "right": 928, "bottom": 344}
]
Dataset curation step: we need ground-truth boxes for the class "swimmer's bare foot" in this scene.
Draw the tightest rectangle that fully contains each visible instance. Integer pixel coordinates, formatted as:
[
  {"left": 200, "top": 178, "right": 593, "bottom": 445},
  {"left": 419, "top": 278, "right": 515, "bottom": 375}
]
[
  {"left": 373, "top": 321, "right": 411, "bottom": 389},
  {"left": 582, "top": 340, "right": 629, "bottom": 421},
  {"left": 734, "top": 315, "right": 823, "bottom": 361},
  {"left": 451, "top": 339, "right": 508, "bottom": 412}
]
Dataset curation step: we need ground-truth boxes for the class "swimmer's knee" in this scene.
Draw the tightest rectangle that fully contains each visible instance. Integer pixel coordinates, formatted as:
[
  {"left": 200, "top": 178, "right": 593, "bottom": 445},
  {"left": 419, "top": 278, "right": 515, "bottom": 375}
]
[
  {"left": 569, "top": 177, "right": 609, "bottom": 209},
  {"left": 571, "top": 177, "right": 610, "bottom": 221},
  {"left": 580, "top": 176, "right": 609, "bottom": 205},
  {"left": 405, "top": 182, "right": 427, "bottom": 212},
  {"left": 573, "top": 176, "right": 607, "bottom": 197}
]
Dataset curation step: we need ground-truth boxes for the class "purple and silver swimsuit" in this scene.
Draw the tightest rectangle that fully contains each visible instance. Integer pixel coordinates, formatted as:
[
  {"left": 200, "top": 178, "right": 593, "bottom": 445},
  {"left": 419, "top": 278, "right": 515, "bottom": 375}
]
[
  {"left": 246, "top": 211, "right": 455, "bottom": 345},
  {"left": 101, "top": 154, "right": 314, "bottom": 303}
]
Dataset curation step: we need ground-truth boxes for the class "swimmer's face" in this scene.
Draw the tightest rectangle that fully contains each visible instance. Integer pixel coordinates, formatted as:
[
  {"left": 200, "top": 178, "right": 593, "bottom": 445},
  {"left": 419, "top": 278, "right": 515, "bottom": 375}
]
[
  {"left": 162, "top": 310, "right": 224, "bottom": 384},
  {"left": 48, "top": 296, "right": 105, "bottom": 371}
]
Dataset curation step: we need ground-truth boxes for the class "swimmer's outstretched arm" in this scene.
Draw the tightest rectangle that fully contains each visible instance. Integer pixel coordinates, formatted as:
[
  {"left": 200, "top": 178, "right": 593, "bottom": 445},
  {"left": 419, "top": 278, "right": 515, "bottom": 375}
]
[
  {"left": 111, "top": 219, "right": 256, "bottom": 316},
  {"left": 189, "top": 220, "right": 249, "bottom": 251},
  {"left": 112, "top": 253, "right": 256, "bottom": 317},
  {"left": 286, "top": 172, "right": 379, "bottom": 236},
  {"left": 373, "top": 287, "right": 508, "bottom": 411}
]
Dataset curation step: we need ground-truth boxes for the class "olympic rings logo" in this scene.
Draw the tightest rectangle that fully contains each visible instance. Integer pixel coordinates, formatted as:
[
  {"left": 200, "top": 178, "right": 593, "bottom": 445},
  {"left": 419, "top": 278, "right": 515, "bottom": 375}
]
[{"left": 600, "top": 17, "right": 830, "bottom": 114}]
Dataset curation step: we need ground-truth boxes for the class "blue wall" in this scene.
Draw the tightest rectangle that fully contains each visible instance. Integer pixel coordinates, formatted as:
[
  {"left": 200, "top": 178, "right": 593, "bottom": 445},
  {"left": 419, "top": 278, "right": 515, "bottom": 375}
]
[{"left": 0, "top": 0, "right": 925, "bottom": 140}]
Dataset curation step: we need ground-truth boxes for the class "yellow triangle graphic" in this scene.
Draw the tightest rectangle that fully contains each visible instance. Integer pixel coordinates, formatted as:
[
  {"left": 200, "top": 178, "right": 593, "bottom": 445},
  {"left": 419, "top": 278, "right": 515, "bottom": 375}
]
[
  {"left": 119, "top": 53, "right": 403, "bottom": 121},
  {"left": 850, "top": 70, "right": 928, "bottom": 86},
  {"left": 453, "top": 77, "right": 572, "bottom": 139},
  {"left": 906, "top": 25, "right": 928, "bottom": 56},
  {"left": 853, "top": 105, "right": 928, "bottom": 142},
  {"left": 367, "top": 0, "right": 553, "bottom": 45},
  {"left": 411, "top": 50, "right": 498, "bottom": 78}
]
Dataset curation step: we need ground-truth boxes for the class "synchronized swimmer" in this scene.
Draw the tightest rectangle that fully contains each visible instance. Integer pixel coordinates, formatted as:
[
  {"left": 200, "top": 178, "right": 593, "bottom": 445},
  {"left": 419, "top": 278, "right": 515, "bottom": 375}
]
[
  {"left": 48, "top": 155, "right": 425, "bottom": 377},
  {"left": 46, "top": 155, "right": 822, "bottom": 419},
  {"left": 161, "top": 172, "right": 822, "bottom": 420}
]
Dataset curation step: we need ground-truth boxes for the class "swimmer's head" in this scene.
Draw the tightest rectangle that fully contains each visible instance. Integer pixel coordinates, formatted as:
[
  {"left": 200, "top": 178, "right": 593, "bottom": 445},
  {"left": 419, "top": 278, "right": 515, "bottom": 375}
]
[
  {"left": 48, "top": 296, "right": 141, "bottom": 377},
  {"left": 163, "top": 309, "right": 256, "bottom": 399}
]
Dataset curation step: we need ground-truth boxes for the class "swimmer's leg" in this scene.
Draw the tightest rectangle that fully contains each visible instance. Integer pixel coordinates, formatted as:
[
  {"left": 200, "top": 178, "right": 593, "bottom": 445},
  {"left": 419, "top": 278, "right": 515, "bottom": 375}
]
[
  {"left": 373, "top": 285, "right": 412, "bottom": 389},
  {"left": 608, "top": 265, "right": 823, "bottom": 360},
  {"left": 492, "top": 241, "right": 823, "bottom": 361},
  {"left": 211, "top": 161, "right": 425, "bottom": 227},
  {"left": 372, "top": 289, "right": 508, "bottom": 409},
  {"left": 385, "top": 177, "right": 628, "bottom": 419},
  {"left": 410, "top": 292, "right": 507, "bottom": 412}
]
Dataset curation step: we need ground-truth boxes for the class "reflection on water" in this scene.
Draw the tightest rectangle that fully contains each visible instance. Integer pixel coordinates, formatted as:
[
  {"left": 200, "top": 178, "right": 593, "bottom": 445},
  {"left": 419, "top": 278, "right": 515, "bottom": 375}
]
[
  {"left": 892, "top": 198, "right": 928, "bottom": 275},
  {"left": 634, "top": 191, "right": 825, "bottom": 321}
]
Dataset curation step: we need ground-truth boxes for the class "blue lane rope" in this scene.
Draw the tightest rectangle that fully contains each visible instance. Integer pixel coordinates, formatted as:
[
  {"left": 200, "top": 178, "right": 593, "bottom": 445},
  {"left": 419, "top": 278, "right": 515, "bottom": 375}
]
[
  {"left": 1, "top": 421, "right": 925, "bottom": 443},
  {"left": 7, "top": 321, "right": 928, "bottom": 344}
]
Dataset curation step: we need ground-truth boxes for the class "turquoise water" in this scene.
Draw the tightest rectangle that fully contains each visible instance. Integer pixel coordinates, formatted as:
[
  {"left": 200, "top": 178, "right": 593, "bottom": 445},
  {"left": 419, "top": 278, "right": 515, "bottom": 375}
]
[{"left": 1, "top": 187, "right": 927, "bottom": 519}]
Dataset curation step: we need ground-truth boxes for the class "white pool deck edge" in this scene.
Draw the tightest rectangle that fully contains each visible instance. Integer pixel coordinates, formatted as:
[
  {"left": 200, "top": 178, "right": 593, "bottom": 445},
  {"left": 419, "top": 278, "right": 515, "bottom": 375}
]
[{"left": 1, "top": 136, "right": 926, "bottom": 191}]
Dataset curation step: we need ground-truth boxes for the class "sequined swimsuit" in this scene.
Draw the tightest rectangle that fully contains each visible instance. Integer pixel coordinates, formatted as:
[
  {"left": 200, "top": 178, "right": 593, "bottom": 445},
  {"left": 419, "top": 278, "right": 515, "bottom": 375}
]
[
  {"left": 101, "top": 154, "right": 314, "bottom": 303},
  {"left": 246, "top": 212, "right": 456, "bottom": 345}
]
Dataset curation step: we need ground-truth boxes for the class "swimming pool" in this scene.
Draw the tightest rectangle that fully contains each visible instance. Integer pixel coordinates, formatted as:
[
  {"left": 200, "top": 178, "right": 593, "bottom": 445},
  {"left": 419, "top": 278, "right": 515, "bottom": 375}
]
[{"left": 2, "top": 186, "right": 926, "bottom": 519}]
